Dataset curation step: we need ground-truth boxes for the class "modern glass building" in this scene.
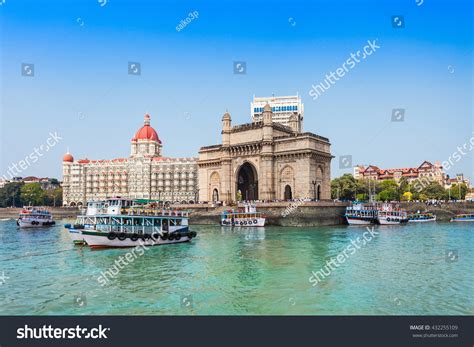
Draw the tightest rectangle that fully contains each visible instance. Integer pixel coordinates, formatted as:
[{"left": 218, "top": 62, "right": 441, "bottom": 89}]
[{"left": 251, "top": 94, "right": 304, "bottom": 128}]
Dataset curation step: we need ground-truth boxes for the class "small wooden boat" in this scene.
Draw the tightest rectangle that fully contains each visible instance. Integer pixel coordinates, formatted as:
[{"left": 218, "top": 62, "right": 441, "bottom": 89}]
[{"left": 408, "top": 212, "right": 436, "bottom": 223}]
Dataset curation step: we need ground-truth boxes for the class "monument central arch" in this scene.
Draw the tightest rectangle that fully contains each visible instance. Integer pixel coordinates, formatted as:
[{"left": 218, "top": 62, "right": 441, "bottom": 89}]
[{"left": 236, "top": 162, "right": 258, "bottom": 201}]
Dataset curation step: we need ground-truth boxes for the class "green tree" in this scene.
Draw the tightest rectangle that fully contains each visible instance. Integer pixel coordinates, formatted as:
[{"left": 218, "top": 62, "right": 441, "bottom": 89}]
[
  {"left": 0, "top": 182, "right": 24, "bottom": 207},
  {"left": 331, "top": 174, "right": 358, "bottom": 200},
  {"left": 375, "top": 180, "right": 399, "bottom": 201},
  {"left": 397, "top": 177, "right": 410, "bottom": 200},
  {"left": 421, "top": 182, "right": 446, "bottom": 200},
  {"left": 50, "top": 178, "right": 60, "bottom": 186},
  {"left": 20, "top": 183, "right": 44, "bottom": 206},
  {"left": 42, "top": 187, "right": 63, "bottom": 206},
  {"left": 419, "top": 193, "right": 428, "bottom": 201},
  {"left": 448, "top": 183, "right": 469, "bottom": 200},
  {"left": 354, "top": 179, "right": 380, "bottom": 201},
  {"left": 376, "top": 189, "right": 398, "bottom": 202}
]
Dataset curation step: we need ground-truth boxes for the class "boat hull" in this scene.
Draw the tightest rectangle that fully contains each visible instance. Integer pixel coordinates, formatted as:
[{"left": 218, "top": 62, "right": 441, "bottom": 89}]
[
  {"left": 408, "top": 217, "right": 436, "bottom": 223},
  {"left": 68, "top": 228, "right": 86, "bottom": 245},
  {"left": 221, "top": 217, "right": 266, "bottom": 227},
  {"left": 80, "top": 230, "right": 194, "bottom": 248},
  {"left": 450, "top": 218, "right": 474, "bottom": 222},
  {"left": 377, "top": 217, "right": 409, "bottom": 225},
  {"left": 17, "top": 219, "right": 56, "bottom": 228},
  {"left": 345, "top": 216, "right": 375, "bottom": 225}
]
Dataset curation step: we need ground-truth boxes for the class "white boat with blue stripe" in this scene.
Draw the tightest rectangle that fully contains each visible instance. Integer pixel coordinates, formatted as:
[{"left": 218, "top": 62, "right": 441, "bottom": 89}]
[{"left": 65, "top": 198, "right": 196, "bottom": 248}]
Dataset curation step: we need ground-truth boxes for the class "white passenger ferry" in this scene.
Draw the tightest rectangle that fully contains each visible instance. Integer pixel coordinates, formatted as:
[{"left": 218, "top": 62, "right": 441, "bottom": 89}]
[
  {"left": 345, "top": 203, "right": 378, "bottom": 225},
  {"left": 376, "top": 204, "right": 409, "bottom": 225},
  {"left": 221, "top": 203, "right": 265, "bottom": 227},
  {"left": 17, "top": 207, "right": 55, "bottom": 228},
  {"left": 65, "top": 198, "right": 196, "bottom": 248}
]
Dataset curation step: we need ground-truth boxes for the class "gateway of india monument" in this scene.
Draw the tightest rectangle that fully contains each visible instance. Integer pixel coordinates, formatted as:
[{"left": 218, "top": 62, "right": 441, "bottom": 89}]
[
  {"left": 62, "top": 95, "right": 333, "bottom": 206},
  {"left": 197, "top": 95, "right": 333, "bottom": 203}
]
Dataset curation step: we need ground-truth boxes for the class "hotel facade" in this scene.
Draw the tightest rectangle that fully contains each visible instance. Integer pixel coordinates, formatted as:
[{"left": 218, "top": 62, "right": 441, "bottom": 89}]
[
  {"left": 353, "top": 161, "right": 445, "bottom": 184},
  {"left": 62, "top": 114, "right": 198, "bottom": 206}
]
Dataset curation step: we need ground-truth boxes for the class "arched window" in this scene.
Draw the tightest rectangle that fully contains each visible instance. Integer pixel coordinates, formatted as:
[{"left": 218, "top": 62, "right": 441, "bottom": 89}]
[{"left": 284, "top": 185, "right": 292, "bottom": 200}]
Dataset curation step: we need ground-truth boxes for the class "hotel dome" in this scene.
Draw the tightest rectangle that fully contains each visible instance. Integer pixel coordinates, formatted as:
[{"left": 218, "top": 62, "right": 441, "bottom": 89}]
[
  {"left": 131, "top": 113, "right": 161, "bottom": 143},
  {"left": 63, "top": 152, "right": 74, "bottom": 162}
]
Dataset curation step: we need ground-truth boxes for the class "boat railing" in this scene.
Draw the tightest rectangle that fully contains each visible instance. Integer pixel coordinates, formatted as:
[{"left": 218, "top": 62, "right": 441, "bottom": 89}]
[
  {"left": 92, "top": 224, "right": 185, "bottom": 234},
  {"left": 122, "top": 207, "right": 189, "bottom": 218}
]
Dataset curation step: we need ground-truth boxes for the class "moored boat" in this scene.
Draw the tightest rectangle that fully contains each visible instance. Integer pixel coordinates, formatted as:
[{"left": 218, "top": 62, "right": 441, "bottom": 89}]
[
  {"left": 450, "top": 214, "right": 474, "bottom": 222},
  {"left": 17, "top": 207, "right": 55, "bottom": 228},
  {"left": 408, "top": 212, "right": 436, "bottom": 223},
  {"left": 221, "top": 203, "right": 265, "bottom": 227},
  {"left": 376, "top": 204, "right": 409, "bottom": 225},
  {"left": 345, "top": 203, "right": 378, "bottom": 225},
  {"left": 65, "top": 197, "right": 196, "bottom": 248}
]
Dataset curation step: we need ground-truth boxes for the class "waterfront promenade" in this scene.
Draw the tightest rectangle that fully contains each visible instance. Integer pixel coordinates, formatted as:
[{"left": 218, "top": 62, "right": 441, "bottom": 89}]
[{"left": 1, "top": 201, "right": 473, "bottom": 226}]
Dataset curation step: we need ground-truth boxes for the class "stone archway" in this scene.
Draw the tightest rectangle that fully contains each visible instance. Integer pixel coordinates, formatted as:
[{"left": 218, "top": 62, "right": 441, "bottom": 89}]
[
  {"left": 236, "top": 162, "right": 258, "bottom": 201},
  {"left": 212, "top": 188, "right": 219, "bottom": 201},
  {"left": 284, "top": 185, "right": 292, "bottom": 200},
  {"left": 280, "top": 165, "right": 295, "bottom": 200}
]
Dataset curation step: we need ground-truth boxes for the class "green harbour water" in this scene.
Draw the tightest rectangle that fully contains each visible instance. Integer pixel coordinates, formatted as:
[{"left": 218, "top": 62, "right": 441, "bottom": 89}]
[{"left": 0, "top": 219, "right": 472, "bottom": 315}]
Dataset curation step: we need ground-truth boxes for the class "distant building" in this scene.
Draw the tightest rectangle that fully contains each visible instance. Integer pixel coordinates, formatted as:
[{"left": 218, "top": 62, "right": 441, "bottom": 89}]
[
  {"left": 251, "top": 95, "right": 304, "bottom": 129},
  {"left": 62, "top": 114, "right": 198, "bottom": 207},
  {"left": 444, "top": 173, "right": 471, "bottom": 189},
  {"left": 0, "top": 176, "right": 59, "bottom": 190},
  {"left": 465, "top": 191, "right": 474, "bottom": 201},
  {"left": 353, "top": 161, "right": 445, "bottom": 185}
]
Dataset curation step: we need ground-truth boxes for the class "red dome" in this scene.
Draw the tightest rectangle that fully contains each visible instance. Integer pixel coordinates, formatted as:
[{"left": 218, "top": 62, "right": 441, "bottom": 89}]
[
  {"left": 63, "top": 153, "right": 74, "bottom": 162},
  {"left": 132, "top": 113, "right": 161, "bottom": 143}
]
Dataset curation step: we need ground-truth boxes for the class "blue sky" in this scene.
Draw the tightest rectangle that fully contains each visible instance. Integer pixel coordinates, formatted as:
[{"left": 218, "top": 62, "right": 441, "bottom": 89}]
[{"left": 0, "top": 0, "right": 472, "bottom": 180}]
